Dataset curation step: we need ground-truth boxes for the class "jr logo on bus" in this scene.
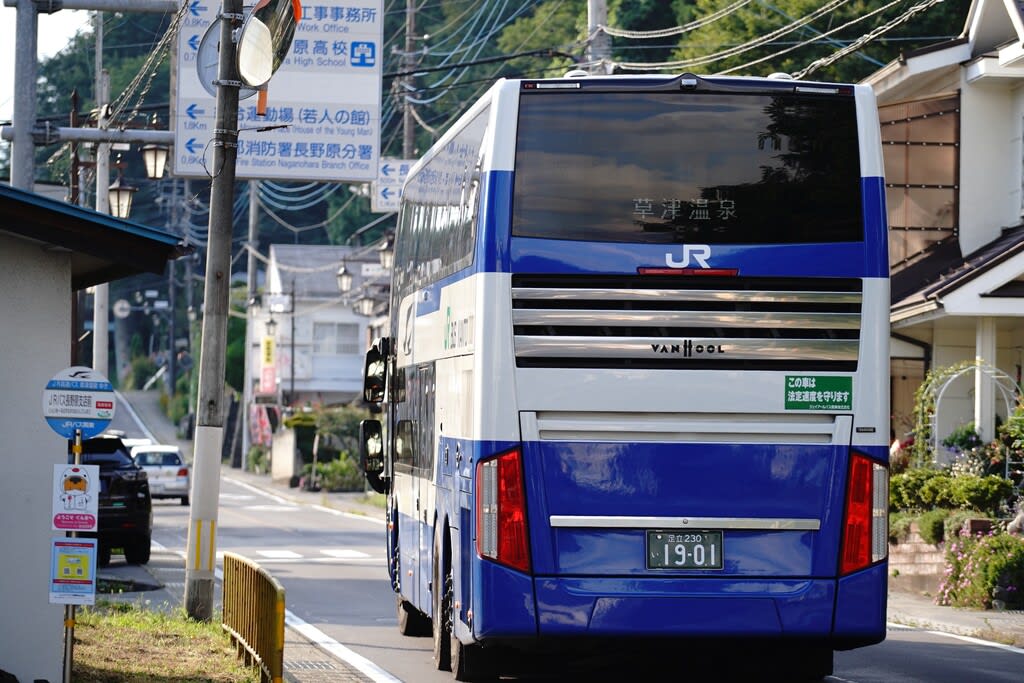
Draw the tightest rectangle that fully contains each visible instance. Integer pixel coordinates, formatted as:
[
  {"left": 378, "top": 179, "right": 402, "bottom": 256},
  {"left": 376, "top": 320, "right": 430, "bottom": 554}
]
[{"left": 665, "top": 244, "right": 711, "bottom": 269}]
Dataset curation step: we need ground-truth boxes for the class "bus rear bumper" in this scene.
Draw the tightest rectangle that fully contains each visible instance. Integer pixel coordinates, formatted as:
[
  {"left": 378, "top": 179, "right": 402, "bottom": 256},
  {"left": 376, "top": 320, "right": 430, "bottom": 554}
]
[{"left": 532, "top": 576, "right": 846, "bottom": 639}]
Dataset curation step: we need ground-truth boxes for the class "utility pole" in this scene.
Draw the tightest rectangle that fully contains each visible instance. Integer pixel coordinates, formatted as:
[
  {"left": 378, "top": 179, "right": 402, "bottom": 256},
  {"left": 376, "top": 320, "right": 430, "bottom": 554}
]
[
  {"left": 586, "top": 0, "right": 611, "bottom": 74},
  {"left": 10, "top": 0, "right": 39, "bottom": 190},
  {"left": 403, "top": 0, "right": 415, "bottom": 158},
  {"left": 242, "top": 179, "right": 259, "bottom": 469},
  {"left": 92, "top": 15, "right": 111, "bottom": 377},
  {"left": 185, "top": 0, "right": 242, "bottom": 621}
]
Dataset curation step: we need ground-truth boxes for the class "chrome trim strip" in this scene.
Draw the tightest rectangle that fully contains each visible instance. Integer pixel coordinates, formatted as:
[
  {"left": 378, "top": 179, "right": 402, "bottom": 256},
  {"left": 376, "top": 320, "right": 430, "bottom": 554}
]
[
  {"left": 514, "top": 336, "right": 859, "bottom": 361},
  {"left": 549, "top": 515, "right": 821, "bottom": 531},
  {"left": 513, "top": 308, "right": 860, "bottom": 329},
  {"left": 512, "top": 287, "right": 861, "bottom": 304}
]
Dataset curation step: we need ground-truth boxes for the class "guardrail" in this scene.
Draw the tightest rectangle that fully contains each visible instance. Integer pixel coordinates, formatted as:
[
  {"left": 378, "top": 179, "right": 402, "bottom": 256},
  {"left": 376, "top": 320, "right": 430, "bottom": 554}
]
[{"left": 221, "top": 551, "right": 285, "bottom": 683}]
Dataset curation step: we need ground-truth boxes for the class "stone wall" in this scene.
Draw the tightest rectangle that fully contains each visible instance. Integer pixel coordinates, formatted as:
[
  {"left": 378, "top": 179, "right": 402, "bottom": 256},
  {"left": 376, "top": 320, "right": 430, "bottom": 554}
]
[{"left": 889, "top": 523, "right": 946, "bottom": 594}]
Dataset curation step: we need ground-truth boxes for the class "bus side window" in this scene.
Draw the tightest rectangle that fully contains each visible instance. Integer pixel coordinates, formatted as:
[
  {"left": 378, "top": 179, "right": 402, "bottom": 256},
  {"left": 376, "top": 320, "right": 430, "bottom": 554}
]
[{"left": 395, "top": 419, "right": 417, "bottom": 465}]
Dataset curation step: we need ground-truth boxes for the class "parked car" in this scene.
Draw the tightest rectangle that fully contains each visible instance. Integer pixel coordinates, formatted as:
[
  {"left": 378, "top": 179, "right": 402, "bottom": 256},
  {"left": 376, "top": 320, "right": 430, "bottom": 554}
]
[
  {"left": 131, "top": 444, "right": 191, "bottom": 506},
  {"left": 69, "top": 436, "right": 153, "bottom": 566}
]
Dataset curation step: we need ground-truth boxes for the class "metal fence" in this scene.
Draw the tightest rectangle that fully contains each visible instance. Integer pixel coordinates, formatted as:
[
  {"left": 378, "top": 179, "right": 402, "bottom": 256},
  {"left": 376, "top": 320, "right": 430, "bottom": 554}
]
[{"left": 222, "top": 551, "right": 285, "bottom": 683}]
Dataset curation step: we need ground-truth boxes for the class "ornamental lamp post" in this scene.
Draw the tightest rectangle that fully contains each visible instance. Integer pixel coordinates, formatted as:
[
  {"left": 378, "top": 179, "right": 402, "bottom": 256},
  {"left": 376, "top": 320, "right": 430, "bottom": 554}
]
[{"left": 336, "top": 264, "right": 353, "bottom": 293}]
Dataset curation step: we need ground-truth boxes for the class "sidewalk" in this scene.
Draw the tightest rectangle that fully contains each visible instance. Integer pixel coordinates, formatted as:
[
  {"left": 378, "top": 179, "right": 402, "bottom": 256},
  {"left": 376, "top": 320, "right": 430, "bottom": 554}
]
[{"left": 112, "top": 389, "right": 1024, "bottom": 680}]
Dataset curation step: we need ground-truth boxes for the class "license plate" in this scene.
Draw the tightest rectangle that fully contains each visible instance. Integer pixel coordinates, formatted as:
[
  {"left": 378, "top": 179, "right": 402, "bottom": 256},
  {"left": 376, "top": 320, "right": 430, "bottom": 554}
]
[{"left": 646, "top": 530, "right": 723, "bottom": 570}]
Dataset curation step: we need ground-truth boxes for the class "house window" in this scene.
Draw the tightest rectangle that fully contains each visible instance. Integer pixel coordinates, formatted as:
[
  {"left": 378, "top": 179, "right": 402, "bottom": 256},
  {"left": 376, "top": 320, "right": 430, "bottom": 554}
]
[
  {"left": 879, "top": 92, "right": 960, "bottom": 270},
  {"left": 313, "top": 322, "right": 359, "bottom": 355}
]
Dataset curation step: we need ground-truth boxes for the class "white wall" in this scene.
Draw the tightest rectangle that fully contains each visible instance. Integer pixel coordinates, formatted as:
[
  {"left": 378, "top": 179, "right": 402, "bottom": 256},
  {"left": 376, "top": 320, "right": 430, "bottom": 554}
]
[
  {"left": 0, "top": 234, "right": 70, "bottom": 683},
  {"left": 959, "top": 80, "right": 1018, "bottom": 254}
]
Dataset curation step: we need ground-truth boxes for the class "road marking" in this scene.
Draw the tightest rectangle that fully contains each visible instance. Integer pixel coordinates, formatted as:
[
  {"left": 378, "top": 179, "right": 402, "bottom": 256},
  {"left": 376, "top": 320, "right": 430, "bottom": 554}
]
[
  {"left": 225, "top": 477, "right": 292, "bottom": 504},
  {"left": 257, "top": 550, "right": 303, "bottom": 559},
  {"left": 243, "top": 504, "right": 300, "bottom": 512},
  {"left": 922, "top": 630, "right": 1024, "bottom": 654},
  {"left": 320, "top": 549, "right": 371, "bottom": 559},
  {"left": 285, "top": 613, "right": 402, "bottom": 683},
  {"left": 312, "top": 504, "right": 387, "bottom": 525}
]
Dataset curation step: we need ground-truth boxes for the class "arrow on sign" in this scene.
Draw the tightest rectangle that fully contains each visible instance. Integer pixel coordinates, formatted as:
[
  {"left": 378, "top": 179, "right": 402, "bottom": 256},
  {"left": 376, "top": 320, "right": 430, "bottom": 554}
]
[
  {"left": 188, "top": 35, "right": 200, "bottom": 51},
  {"left": 380, "top": 187, "right": 392, "bottom": 200},
  {"left": 186, "top": 103, "right": 205, "bottom": 119},
  {"left": 189, "top": 1, "right": 206, "bottom": 17},
  {"left": 185, "top": 138, "right": 203, "bottom": 154},
  {"left": 381, "top": 163, "right": 392, "bottom": 177}
]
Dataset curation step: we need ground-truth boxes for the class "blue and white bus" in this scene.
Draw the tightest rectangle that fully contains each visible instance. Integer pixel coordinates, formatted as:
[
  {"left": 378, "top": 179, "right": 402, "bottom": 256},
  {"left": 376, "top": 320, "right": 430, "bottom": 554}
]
[{"left": 360, "top": 71, "right": 889, "bottom": 681}]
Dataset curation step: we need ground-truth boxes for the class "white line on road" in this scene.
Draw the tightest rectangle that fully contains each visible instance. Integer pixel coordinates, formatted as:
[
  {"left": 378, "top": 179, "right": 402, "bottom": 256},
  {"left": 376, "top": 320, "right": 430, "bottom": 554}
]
[
  {"left": 312, "top": 503, "right": 387, "bottom": 525},
  {"left": 285, "top": 613, "right": 403, "bottom": 683}
]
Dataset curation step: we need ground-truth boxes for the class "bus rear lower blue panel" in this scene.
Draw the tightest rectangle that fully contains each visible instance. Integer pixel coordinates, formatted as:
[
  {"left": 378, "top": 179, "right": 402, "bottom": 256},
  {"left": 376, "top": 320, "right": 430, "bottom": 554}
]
[
  {"left": 833, "top": 562, "right": 888, "bottom": 647},
  {"left": 473, "top": 560, "right": 538, "bottom": 639},
  {"left": 533, "top": 578, "right": 835, "bottom": 638}
]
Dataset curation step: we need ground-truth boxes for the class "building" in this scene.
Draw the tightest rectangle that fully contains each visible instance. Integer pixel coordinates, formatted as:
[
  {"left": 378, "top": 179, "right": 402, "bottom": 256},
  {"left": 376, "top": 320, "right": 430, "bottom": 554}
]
[
  {"left": 863, "top": 0, "right": 1024, "bottom": 454},
  {"left": 0, "top": 182, "right": 185, "bottom": 683}
]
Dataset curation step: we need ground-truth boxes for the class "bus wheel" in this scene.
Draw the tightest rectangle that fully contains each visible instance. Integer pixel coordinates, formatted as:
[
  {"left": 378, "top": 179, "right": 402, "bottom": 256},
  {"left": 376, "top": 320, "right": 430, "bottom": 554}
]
[
  {"left": 452, "top": 639, "right": 496, "bottom": 682},
  {"left": 432, "top": 531, "right": 452, "bottom": 671},
  {"left": 397, "top": 598, "right": 430, "bottom": 637}
]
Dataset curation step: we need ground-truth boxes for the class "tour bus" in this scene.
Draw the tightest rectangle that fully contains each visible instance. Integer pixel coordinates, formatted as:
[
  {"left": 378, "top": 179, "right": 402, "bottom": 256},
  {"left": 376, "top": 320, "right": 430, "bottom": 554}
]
[{"left": 359, "top": 71, "right": 889, "bottom": 681}]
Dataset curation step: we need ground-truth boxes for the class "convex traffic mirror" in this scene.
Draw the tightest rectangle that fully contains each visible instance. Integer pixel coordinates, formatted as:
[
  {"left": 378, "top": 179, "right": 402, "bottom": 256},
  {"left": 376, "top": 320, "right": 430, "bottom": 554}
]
[{"left": 236, "top": 0, "right": 303, "bottom": 88}]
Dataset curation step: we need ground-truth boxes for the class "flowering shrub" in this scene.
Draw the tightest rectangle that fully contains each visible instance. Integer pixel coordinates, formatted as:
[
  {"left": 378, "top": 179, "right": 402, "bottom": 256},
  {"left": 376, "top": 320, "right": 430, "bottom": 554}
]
[{"left": 937, "top": 530, "right": 1024, "bottom": 609}]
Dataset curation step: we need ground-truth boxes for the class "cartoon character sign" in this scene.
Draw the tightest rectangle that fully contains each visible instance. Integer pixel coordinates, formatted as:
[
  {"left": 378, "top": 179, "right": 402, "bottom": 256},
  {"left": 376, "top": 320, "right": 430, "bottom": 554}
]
[
  {"left": 59, "top": 466, "right": 92, "bottom": 510},
  {"left": 52, "top": 463, "right": 99, "bottom": 532}
]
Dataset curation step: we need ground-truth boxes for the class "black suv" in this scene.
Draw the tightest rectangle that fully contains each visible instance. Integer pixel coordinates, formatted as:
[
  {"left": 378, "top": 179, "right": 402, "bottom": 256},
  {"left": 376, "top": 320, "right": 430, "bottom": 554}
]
[{"left": 69, "top": 436, "right": 153, "bottom": 566}]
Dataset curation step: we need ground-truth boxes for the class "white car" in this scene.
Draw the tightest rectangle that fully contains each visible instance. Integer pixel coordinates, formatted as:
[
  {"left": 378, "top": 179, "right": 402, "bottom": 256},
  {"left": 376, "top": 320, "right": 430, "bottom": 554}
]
[{"left": 131, "top": 444, "right": 190, "bottom": 505}]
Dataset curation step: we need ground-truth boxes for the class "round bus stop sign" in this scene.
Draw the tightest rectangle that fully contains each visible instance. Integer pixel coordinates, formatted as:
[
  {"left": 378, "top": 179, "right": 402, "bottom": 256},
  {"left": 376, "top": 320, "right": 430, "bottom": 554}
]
[{"left": 42, "top": 366, "right": 115, "bottom": 440}]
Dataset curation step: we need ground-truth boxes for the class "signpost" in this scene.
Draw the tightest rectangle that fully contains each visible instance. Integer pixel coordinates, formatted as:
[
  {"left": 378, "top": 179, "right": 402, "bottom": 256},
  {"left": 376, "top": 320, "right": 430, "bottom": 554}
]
[
  {"left": 371, "top": 157, "right": 414, "bottom": 212},
  {"left": 172, "top": 0, "right": 384, "bottom": 182},
  {"left": 42, "top": 366, "right": 114, "bottom": 683}
]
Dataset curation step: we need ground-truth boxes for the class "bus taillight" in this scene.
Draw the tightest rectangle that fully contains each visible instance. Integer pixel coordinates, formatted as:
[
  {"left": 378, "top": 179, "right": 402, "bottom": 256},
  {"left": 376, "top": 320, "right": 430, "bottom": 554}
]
[
  {"left": 840, "top": 452, "right": 888, "bottom": 575},
  {"left": 476, "top": 448, "right": 531, "bottom": 573}
]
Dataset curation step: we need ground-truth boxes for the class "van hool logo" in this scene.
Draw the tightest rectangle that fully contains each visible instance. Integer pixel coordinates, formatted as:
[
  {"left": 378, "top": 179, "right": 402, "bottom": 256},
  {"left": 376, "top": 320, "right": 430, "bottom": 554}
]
[{"left": 651, "top": 340, "right": 725, "bottom": 356}]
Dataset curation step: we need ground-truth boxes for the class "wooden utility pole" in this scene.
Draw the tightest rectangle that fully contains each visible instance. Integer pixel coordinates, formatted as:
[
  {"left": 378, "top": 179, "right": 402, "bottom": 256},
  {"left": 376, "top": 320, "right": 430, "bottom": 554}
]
[
  {"left": 185, "top": 0, "right": 243, "bottom": 621},
  {"left": 404, "top": 0, "right": 416, "bottom": 157},
  {"left": 587, "top": 0, "right": 611, "bottom": 74}
]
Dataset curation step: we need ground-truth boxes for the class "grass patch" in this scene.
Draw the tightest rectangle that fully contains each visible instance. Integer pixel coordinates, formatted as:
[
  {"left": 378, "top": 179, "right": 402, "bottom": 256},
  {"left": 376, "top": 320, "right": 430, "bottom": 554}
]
[{"left": 73, "top": 600, "right": 259, "bottom": 682}]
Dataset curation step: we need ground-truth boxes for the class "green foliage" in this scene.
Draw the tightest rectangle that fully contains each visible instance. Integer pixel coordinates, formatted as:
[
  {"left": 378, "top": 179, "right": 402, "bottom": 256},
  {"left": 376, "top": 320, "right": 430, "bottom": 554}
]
[
  {"left": 123, "top": 356, "right": 157, "bottom": 390},
  {"left": 890, "top": 468, "right": 1016, "bottom": 516},
  {"left": 247, "top": 446, "right": 268, "bottom": 475},
  {"left": 943, "top": 509, "right": 989, "bottom": 544},
  {"left": 888, "top": 510, "right": 914, "bottom": 544},
  {"left": 302, "top": 454, "right": 364, "bottom": 492},
  {"left": 917, "top": 508, "right": 951, "bottom": 545},
  {"left": 942, "top": 422, "right": 984, "bottom": 452},
  {"left": 938, "top": 532, "right": 1024, "bottom": 609},
  {"left": 225, "top": 310, "right": 246, "bottom": 393},
  {"left": 890, "top": 468, "right": 946, "bottom": 511},
  {"left": 947, "top": 475, "right": 1016, "bottom": 517}
]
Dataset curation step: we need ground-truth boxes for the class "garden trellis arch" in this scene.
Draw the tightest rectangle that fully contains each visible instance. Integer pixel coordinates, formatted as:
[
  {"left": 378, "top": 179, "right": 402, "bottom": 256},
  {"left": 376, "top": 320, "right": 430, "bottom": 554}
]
[{"left": 928, "top": 362, "right": 1019, "bottom": 473}]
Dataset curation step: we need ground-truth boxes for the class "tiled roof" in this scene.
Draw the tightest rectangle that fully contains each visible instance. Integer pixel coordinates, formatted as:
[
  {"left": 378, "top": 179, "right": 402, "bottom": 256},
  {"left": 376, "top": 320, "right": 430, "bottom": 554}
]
[{"left": 891, "top": 225, "right": 1024, "bottom": 311}]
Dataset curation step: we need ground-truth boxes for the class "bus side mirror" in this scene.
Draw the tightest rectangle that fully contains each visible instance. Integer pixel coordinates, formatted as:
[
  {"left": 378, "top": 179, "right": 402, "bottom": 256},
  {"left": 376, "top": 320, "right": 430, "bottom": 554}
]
[
  {"left": 359, "top": 419, "right": 387, "bottom": 494},
  {"left": 363, "top": 338, "right": 390, "bottom": 404}
]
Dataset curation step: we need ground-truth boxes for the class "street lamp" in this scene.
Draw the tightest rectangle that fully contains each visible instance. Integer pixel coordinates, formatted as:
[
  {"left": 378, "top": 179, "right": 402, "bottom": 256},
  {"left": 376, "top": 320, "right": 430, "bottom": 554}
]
[
  {"left": 141, "top": 113, "right": 169, "bottom": 180},
  {"left": 141, "top": 143, "right": 169, "bottom": 180},
  {"left": 355, "top": 296, "right": 376, "bottom": 317},
  {"left": 336, "top": 264, "right": 353, "bottom": 293},
  {"left": 107, "top": 156, "right": 137, "bottom": 219},
  {"left": 377, "top": 233, "right": 395, "bottom": 270},
  {"left": 266, "top": 316, "right": 278, "bottom": 336}
]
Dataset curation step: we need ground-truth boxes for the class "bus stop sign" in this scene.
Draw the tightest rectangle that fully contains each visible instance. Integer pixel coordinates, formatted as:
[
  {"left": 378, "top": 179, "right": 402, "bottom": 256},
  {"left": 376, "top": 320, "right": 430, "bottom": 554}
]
[{"left": 42, "top": 366, "right": 115, "bottom": 440}]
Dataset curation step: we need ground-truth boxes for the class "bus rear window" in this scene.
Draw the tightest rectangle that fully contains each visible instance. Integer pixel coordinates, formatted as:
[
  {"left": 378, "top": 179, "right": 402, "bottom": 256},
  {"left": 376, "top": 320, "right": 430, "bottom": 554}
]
[{"left": 512, "top": 91, "right": 863, "bottom": 244}]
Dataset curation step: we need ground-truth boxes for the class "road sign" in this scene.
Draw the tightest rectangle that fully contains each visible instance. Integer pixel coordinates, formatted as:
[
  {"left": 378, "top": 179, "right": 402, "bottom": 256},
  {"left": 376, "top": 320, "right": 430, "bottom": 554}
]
[
  {"left": 172, "top": 0, "right": 384, "bottom": 182},
  {"left": 42, "top": 366, "right": 115, "bottom": 440},
  {"left": 52, "top": 464, "right": 100, "bottom": 532},
  {"left": 49, "top": 538, "right": 97, "bottom": 605},
  {"left": 112, "top": 299, "right": 131, "bottom": 319},
  {"left": 371, "top": 158, "right": 414, "bottom": 212}
]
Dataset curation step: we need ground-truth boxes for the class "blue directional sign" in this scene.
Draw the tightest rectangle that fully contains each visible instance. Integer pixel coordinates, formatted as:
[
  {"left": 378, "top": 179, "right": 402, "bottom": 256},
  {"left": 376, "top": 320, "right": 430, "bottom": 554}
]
[
  {"left": 188, "top": 34, "right": 201, "bottom": 51},
  {"left": 42, "top": 367, "right": 115, "bottom": 440},
  {"left": 372, "top": 158, "right": 414, "bottom": 212},
  {"left": 172, "top": 0, "right": 384, "bottom": 182}
]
